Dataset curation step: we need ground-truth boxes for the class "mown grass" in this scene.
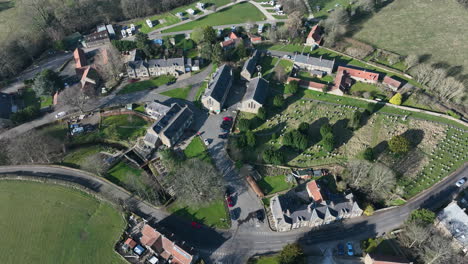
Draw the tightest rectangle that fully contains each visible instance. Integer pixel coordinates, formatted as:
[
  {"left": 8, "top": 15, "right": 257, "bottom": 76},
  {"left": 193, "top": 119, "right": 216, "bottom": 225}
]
[
  {"left": 257, "top": 175, "right": 293, "bottom": 195},
  {"left": 160, "top": 85, "right": 191, "bottom": 99},
  {"left": 168, "top": 199, "right": 230, "bottom": 229},
  {"left": 118, "top": 75, "right": 176, "bottom": 95},
  {"left": 184, "top": 136, "right": 210, "bottom": 162},
  {"left": 0, "top": 181, "right": 126, "bottom": 264},
  {"left": 163, "top": 2, "right": 266, "bottom": 33},
  {"left": 106, "top": 161, "right": 143, "bottom": 185}
]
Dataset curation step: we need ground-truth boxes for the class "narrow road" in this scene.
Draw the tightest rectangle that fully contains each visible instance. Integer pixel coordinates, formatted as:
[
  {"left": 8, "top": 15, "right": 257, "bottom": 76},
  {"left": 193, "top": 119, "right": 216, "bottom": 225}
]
[{"left": 0, "top": 163, "right": 466, "bottom": 263}]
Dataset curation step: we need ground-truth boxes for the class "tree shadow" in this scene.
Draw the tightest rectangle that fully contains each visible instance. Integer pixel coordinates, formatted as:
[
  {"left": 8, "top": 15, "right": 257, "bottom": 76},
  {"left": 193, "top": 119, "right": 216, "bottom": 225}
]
[
  {"left": 401, "top": 129, "right": 424, "bottom": 149},
  {"left": 446, "top": 65, "right": 464, "bottom": 77},
  {"left": 332, "top": 118, "right": 353, "bottom": 149},
  {"left": 309, "top": 117, "right": 330, "bottom": 145},
  {"left": 418, "top": 54, "right": 432, "bottom": 64},
  {"left": 372, "top": 140, "right": 388, "bottom": 160}
]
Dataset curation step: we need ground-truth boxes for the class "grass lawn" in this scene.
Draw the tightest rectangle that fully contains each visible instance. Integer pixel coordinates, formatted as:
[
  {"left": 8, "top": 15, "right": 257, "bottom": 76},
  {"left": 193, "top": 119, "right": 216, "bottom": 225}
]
[
  {"left": 257, "top": 175, "right": 293, "bottom": 195},
  {"left": 163, "top": 2, "right": 266, "bottom": 33},
  {"left": 195, "top": 81, "right": 208, "bottom": 103},
  {"left": 168, "top": 199, "right": 230, "bottom": 229},
  {"left": 259, "top": 56, "right": 279, "bottom": 77},
  {"left": 278, "top": 59, "right": 294, "bottom": 74},
  {"left": 184, "top": 136, "right": 210, "bottom": 162},
  {"left": 101, "top": 114, "right": 148, "bottom": 140},
  {"left": 118, "top": 75, "right": 176, "bottom": 95},
  {"left": 133, "top": 13, "right": 181, "bottom": 34},
  {"left": 160, "top": 85, "right": 191, "bottom": 99},
  {"left": 349, "top": 82, "right": 387, "bottom": 99},
  {"left": 248, "top": 255, "right": 279, "bottom": 264},
  {"left": 309, "top": 0, "right": 357, "bottom": 19},
  {"left": 354, "top": 0, "right": 468, "bottom": 77},
  {"left": 0, "top": 181, "right": 125, "bottom": 264},
  {"left": 297, "top": 71, "right": 334, "bottom": 84},
  {"left": 106, "top": 161, "right": 143, "bottom": 185}
]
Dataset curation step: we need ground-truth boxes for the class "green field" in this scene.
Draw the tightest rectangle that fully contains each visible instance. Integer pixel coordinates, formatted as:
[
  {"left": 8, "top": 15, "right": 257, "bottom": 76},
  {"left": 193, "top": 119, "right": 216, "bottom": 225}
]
[
  {"left": 168, "top": 199, "right": 229, "bottom": 229},
  {"left": 354, "top": 0, "right": 468, "bottom": 77},
  {"left": 257, "top": 175, "right": 293, "bottom": 195},
  {"left": 107, "top": 161, "right": 144, "bottom": 185},
  {"left": 163, "top": 2, "right": 266, "bottom": 33},
  {"left": 184, "top": 136, "right": 210, "bottom": 161},
  {"left": 0, "top": 181, "right": 125, "bottom": 264},
  {"left": 160, "top": 86, "right": 191, "bottom": 99},
  {"left": 118, "top": 75, "right": 176, "bottom": 95},
  {"left": 309, "top": 0, "right": 356, "bottom": 19}
]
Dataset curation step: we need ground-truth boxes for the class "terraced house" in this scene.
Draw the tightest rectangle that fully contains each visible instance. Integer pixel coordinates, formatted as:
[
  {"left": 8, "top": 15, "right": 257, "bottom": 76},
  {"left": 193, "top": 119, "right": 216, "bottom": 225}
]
[
  {"left": 127, "top": 57, "right": 186, "bottom": 78},
  {"left": 293, "top": 54, "right": 335, "bottom": 76},
  {"left": 270, "top": 180, "right": 363, "bottom": 232}
]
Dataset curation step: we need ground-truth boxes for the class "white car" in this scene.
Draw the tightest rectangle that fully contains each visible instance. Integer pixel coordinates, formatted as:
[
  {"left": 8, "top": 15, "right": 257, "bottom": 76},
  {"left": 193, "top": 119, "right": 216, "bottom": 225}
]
[
  {"left": 55, "top": 111, "right": 66, "bottom": 119},
  {"left": 204, "top": 139, "right": 210, "bottom": 146},
  {"left": 455, "top": 178, "right": 466, "bottom": 187}
]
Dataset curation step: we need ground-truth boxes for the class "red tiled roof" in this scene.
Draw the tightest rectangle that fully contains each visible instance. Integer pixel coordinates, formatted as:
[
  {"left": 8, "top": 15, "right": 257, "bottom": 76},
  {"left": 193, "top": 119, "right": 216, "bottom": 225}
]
[
  {"left": 250, "top": 36, "right": 262, "bottom": 42},
  {"left": 307, "top": 25, "right": 323, "bottom": 45},
  {"left": 369, "top": 253, "right": 411, "bottom": 264},
  {"left": 383, "top": 76, "right": 402, "bottom": 89},
  {"left": 229, "top": 32, "right": 239, "bottom": 40},
  {"left": 337, "top": 66, "right": 379, "bottom": 82},
  {"left": 140, "top": 224, "right": 161, "bottom": 246},
  {"left": 221, "top": 39, "right": 235, "bottom": 47},
  {"left": 124, "top": 238, "right": 137, "bottom": 249},
  {"left": 306, "top": 180, "right": 323, "bottom": 203},
  {"left": 73, "top": 48, "right": 87, "bottom": 68}
]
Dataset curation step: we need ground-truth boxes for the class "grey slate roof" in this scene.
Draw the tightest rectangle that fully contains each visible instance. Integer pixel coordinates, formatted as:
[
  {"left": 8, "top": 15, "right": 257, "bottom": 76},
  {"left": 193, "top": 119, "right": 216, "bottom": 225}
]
[
  {"left": 148, "top": 57, "right": 184, "bottom": 68},
  {"left": 163, "top": 106, "right": 193, "bottom": 140},
  {"left": 204, "top": 64, "right": 232, "bottom": 102},
  {"left": 294, "top": 54, "right": 335, "bottom": 70},
  {"left": 438, "top": 202, "right": 468, "bottom": 248},
  {"left": 242, "top": 50, "right": 260, "bottom": 76},
  {"left": 146, "top": 101, "right": 171, "bottom": 117},
  {"left": 129, "top": 60, "right": 148, "bottom": 70},
  {"left": 151, "top": 104, "right": 182, "bottom": 134},
  {"left": 244, "top": 77, "right": 268, "bottom": 105},
  {"left": 0, "top": 92, "right": 13, "bottom": 119}
]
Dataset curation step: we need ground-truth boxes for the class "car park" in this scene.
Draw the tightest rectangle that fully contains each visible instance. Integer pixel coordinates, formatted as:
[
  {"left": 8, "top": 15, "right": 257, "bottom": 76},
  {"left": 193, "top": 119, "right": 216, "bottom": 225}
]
[
  {"left": 346, "top": 242, "right": 354, "bottom": 256},
  {"left": 456, "top": 177, "right": 466, "bottom": 187}
]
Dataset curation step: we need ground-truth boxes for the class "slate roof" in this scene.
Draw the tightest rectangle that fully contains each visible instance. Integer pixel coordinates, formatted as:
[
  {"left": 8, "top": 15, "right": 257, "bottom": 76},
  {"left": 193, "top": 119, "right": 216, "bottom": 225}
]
[
  {"left": 148, "top": 57, "right": 184, "bottom": 68},
  {"left": 204, "top": 64, "right": 232, "bottom": 102},
  {"left": 243, "top": 77, "right": 268, "bottom": 105},
  {"left": 151, "top": 104, "right": 182, "bottom": 134},
  {"left": 84, "top": 31, "right": 109, "bottom": 43},
  {"left": 438, "top": 202, "right": 468, "bottom": 248},
  {"left": 293, "top": 54, "right": 335, "bottom": 70},
  {"left": 242, "top": 50, "right": 260, "bottom": 76},
  {"left": 129, "top": 60, "right": 148, "bottom": 71},
  {"left": 162, "top": 106, "right": 193, "bottom": 140}
]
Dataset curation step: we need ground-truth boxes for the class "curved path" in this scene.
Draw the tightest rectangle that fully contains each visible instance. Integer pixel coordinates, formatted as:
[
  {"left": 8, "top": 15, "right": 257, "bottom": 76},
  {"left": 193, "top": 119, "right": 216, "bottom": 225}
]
[{"left": 0, "top": 163, "right": 467, "bottom": 263}]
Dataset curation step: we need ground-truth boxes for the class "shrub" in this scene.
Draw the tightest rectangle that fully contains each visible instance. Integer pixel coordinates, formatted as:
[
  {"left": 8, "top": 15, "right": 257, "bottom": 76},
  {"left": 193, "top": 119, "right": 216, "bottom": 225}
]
[
  {"left": 321, "top": 133, "right": 334, "bottom": 152},
  {"left": 320, "top": 123, "right": 332, "bottom": 137},
  {"left": 298, "top": 122, "right": 309, "bottom": 134},
  {"left": 447, "top": 110, "right": 461, "bottom": 119},
  {"left": 285, "top": 80, "right": 299, "bottom": 94},
  {"left": 273, "top": 95, "right": 285, "bottom": 108},
  {"left": 236, "top": 134, "right": 247, "bottom": 148},
  {"left": 389, "top": 93, "right": 403, "bottom": 105},
  {"left": 278, "top": 243, "right": 304, "bottom": 264},
  {"left": 283, "top": 130, "right": 308, "bottom": 151},
  {"left": 246, "top": 131, "right": 256, "bottom": 148},
  {"left": 262, "top": 148, "right": 284, "bottom": 165},
  {"left": 409, "top": 209, "right": 436, "bottom": 226},
  {"left": 364, "top": 204, "right": 374, "bottom": 216},
  {"left": 257, "top": 107, "right": 266, "bottom": 120},
  {"left": 388, "top": 135, "right": 410, "bottom": 154},
  {"left": 361, "top": 147, "right": 374, "bottom": 161},
  {"left": 238, "top": 119, "right": 251, "bottom": 132},
  {"left": 10, "top": 105, "right": 40, "bottom": 123}
]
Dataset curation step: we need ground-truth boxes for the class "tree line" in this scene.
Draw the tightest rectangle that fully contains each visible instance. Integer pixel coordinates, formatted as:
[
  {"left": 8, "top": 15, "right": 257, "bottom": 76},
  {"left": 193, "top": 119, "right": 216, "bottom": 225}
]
[{"left": 0, "top": 0, "right": 197, "bottom": 82}]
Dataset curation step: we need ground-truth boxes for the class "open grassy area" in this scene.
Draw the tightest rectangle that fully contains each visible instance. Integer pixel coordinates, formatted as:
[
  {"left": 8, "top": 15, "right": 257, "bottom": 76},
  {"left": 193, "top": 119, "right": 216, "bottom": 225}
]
[
  {"left": 0, "top": 181, "right": 125, "bottom": 264},
  {"left": 160, "top": 85, "right": 191, "bottom": 99},
  {"left": 133, "top": 13, "right": 181, "bottom": 34},
  {"left": 168, "top": 199, "right": 230, "bottom": 229},
  {"left": 101, "top": 114, "right": 148, "bottom": 140},
  {"left": 248, "top": 255, "right": 279, "bottom": 264},
  {"left": 349, "top": 82, "right": 387, "bottom": 99},
  {"left": 63, "top": 145, "right": 107, "bottom": 167},
  {"left": 184, "top": 136, "right": 210, "bottom": 162},
  {"left": 259, "top": 56, "right": 279, "bottom": 77},
  {"left": 163, "top": 2, "right": 266, "bottom": 33},
  {"left": 106, "top": 161, "right": 144, "bottom": 185},
  {"left": 118, "top": 75, "right": 176, "bottom": 95},
  {"left": 257, "top": 175, "right": 293, "bottom": 195},
  {"left": 354, "top": 0, "right": 468, "bottom": 77},
  {"left": 308, "top": 0, "right": 357, "bottom": 19}
]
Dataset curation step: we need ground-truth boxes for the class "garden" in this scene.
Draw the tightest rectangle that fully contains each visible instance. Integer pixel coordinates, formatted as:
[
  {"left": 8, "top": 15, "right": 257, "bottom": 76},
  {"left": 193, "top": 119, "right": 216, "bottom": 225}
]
[
  {"left": 168, "top": 199, "right": 230, "bottom": 229},
  {"left": 0, "top": 181, "right": 126, "bottom": 264},
  {"left": 118, "top": 75, "right": 176, "bottom": 95},
  {"left": 160, "top": 85, "right": 192, "bottom": 100}
]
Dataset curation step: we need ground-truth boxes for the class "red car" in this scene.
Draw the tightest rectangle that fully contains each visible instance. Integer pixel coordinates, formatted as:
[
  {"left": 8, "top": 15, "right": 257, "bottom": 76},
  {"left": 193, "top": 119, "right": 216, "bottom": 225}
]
[
  {"left": 223, "top": 116, "right": 233, "bottom": 122},
  {"left": 191, "top": 221, "right": 202, "bottom": 229},
  {"left": 226, "top": 196, "right": 234, "bottom": 207},
  {"left": 129, "top": 78, "right": 139, "bottom": 83}
]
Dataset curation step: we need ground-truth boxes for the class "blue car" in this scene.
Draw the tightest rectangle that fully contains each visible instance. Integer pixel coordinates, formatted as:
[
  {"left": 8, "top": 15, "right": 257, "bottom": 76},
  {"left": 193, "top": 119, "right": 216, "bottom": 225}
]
[
  {"left": 337, "top": 243, "right": 344, "bottom": 255},
  {"left": 346, "top": 242, "right": 354, "bottom": 256}
]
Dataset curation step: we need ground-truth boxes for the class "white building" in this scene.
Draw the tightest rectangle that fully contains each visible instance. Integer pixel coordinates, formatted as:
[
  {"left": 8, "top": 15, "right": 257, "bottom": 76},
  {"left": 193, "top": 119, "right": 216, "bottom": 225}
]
[
  {"left": 186, "top": 8, "right": 195, "bottom": 15},
  {"left": 196, "top": 2, "right": 205, "bottom": 10}
]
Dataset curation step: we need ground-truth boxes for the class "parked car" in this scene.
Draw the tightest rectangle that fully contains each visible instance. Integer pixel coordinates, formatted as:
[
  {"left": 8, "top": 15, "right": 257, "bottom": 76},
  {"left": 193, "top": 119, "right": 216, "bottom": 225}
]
[
  {"left": 256, "top": 209, "right": 265, "bottom": 222},
  {"left": 191, "top": 221, "right": 201, "bottom": 229},
  {"left": 456, "top": 177, "right": 466, "bottom": 187},
  {"left": 223, "top": 116, "right": 233, "bottom": 122},
  {"left": 221, "top": 129, "right": 230, "bottom": 133},
  {"left": 346, "top": 242, "right": 354, "bottom": 256},
  {"left": 129, "top": 78, "right": 139, "bottom": 83},
  {"left": 218, "top": 133, "right": 228, "bottom": 139},
  {"left": 203, "top": 139, "right": 210, "bottom": 146},
  {"left": 337, "top": 243, "right": 344, "bottom": 255},
  {"left": 226, "top": 196, "right": 234, "bottom": 207},
  {"left": 55, "top": 111, "right": 66, "bottom": 119}
]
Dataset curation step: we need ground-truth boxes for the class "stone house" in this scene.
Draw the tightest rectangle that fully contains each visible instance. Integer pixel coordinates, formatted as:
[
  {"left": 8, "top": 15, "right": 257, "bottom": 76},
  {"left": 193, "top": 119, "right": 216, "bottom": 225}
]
[
  {"left": 148, "top": 57, "right": 185, "bottom": 77},
  {"left": 305, "top": 25, "right": 323, "bottom": 46},
  {"left": 239, "top": 77, "right": 268, "bottom": 114},
  {"left": 436, "top": 201, "right": 468, "bottom": 253},
  {"left": 293, "top": 54, "right": 335, "bottom": 75},
  {"left": 83, "top": 31, "right": 110, "bottom": 48},
  {"left": 201, "top": 64, "right": 233, "bottom": 114},
  {"left": 333, "top": 66, "right": 379, "bottom": 93},
  {"left": 127, "top": 60, "right": 149, "bottom": 79}
]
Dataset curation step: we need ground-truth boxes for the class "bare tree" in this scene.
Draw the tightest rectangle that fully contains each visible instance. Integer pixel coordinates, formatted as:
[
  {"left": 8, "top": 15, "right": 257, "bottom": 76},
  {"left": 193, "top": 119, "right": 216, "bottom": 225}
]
[
  {"left": 6, "top": 130, "right": 62, "bottom": 164},
  {"left": 274, "top": 65, "right": 287, "bottom": 83},
  {"left": 420, "top": 232, "right": 455, "bottom": 264},
  {"left": 399, "top": 220, "right": 431, "bottom": 249},
  {"left": 321, "top": 8, "right": 349, "bottom": 45},
  {"left": 167, "top": 159, "right": 223, "bottom": 206},
  {"left": 413, "top": 63, "right": 434, "bottom": 84},
  {"left": 404, "top": 54, "right": 419, "bottom": 71},
  {"left": 80, "top": 154, "right": 107, "bottom": 175},
  {"left": 358, "top": 0, "right": 376, "bottom": 12},
  {"left": 95, "top": 46, "right": 124, "bottom": 84},
  {"left": 285, "top": 11, "right": 304, "bottom": 39},
  {"left": 58, "top": 84, "right": 92, "bottom": 113}
]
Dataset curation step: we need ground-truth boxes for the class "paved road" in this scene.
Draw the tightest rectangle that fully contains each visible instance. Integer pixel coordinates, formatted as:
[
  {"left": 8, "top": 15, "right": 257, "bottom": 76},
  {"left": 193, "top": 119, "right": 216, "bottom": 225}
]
[
  {"left": 0, "top": 163, "right": 466, "bottom": 263},
  {"left": 0, "top": 65, "right": 213, "bottom": 140}
]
